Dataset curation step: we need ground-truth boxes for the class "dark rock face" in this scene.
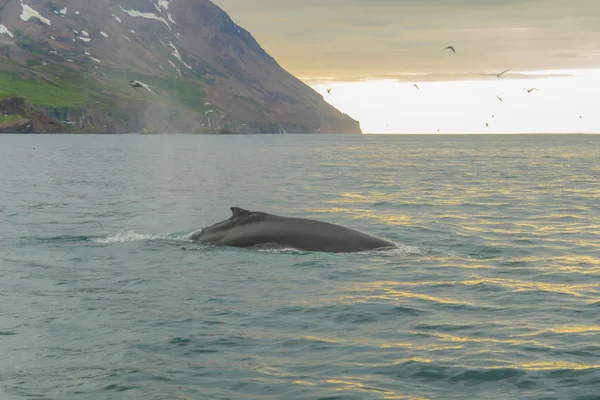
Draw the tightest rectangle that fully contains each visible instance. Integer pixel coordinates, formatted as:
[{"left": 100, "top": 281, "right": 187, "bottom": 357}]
[
  {"left": 0, "top": 0, "right": 362, "bottom": 133},
  {"left": 0, "top": 96, "right": 63, "bottom": 133},
  {"left": 0, "top": 96, "right": 26, "bottom": 114}
]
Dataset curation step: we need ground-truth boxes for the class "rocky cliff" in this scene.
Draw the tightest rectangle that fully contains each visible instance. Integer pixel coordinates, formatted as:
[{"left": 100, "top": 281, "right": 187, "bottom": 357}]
[
  {"left": 0, "top": 95, "right": 63, "bottom": 132},
  {"left": 0, "top": 0, "right": 361, "bottom": 133}
]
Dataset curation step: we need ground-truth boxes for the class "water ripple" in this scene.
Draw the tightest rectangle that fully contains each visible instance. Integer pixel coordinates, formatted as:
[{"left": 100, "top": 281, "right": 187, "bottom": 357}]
[{"left": 1, "top": 134, "right": 599, "bottom": 399}]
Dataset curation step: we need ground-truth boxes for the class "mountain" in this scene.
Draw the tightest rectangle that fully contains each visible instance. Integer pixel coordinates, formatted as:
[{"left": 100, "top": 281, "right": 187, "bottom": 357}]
[{"left": 0, "top": 0, "right": 361, "bottom": 133}]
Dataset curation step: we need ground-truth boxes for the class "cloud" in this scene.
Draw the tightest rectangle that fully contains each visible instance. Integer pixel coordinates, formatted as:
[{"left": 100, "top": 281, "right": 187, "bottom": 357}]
[{"left": 212, "top": 0, "right": 600, "bottom": 80}]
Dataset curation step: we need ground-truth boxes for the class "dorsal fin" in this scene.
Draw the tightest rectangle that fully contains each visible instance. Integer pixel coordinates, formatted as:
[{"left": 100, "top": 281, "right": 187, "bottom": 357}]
[{"left": 230, "top": 207, "right": 251, "bottom": 217}]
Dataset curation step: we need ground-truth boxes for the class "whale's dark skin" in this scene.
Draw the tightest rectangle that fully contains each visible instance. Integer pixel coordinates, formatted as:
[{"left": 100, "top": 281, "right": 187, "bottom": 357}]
[{"left": 190, "top": 207, "right": 396, "bottom": 253}]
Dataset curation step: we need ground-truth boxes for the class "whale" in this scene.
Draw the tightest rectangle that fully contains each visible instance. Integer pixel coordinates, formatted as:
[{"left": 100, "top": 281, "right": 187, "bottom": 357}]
[{"left": 190, "top": 207, "right": 396, "bottom": 253}]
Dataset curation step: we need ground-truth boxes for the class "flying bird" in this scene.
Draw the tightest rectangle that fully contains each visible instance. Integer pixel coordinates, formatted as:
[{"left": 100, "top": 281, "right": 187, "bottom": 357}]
[
  {"left": 480, "top": 66, "right": 515, "bottom": 78},
  {"left": 492, "top": 115, "right": 495, "bottom": 118},
  {"left": 497, "top": 95, "right": 503, "bottom": 103},
  {"left": 326, "top": 88, "right": 331, "bottom": 94},
  {"left": 523, "top": 88, "right": 539, "bottom": 93},
  {"left": 485, "top": 123, "right": 489, "bottom": 127},
  {"left": 443, "top": 45, "right": 456, "bottom": 54},
  {"left": 129, "top": 80, "right": 156, "bottom": 96},
  {"left": 413, "top": 83, "right": 419, "bottom": 89}
]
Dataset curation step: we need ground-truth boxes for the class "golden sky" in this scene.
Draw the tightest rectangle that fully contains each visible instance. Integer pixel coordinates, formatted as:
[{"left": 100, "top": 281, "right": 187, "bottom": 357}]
[
  {"left": 213, "top": 0, "right": 600, "bottom": 81},
  {"left": 213, "top": 0, "right": 600, "bottom": 133}
]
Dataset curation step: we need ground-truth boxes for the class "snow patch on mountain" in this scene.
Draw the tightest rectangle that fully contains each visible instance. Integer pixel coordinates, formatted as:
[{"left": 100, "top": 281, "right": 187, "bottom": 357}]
[{"left": 20, "top": 2, "right": 51, "bottom": 26}]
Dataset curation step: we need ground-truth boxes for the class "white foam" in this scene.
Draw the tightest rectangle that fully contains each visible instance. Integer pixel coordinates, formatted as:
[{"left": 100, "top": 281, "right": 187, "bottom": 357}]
[
  {"left": 167, "top": 13, "right": 176, "bottom": 25},
  {"left": 89, "top": 57, "right": 101, "bottom": 63},
  {"left": 112, "top": 13, "right": 121, "bottom": 23},
  {"left": 78, "top": 36, "right": 91, "bottom": 42},
  {"left": 380, "top": 244, "right": 423, "bottom": 256},
  {"left": 75, "top": 10, "right": 80, "bottom": 15},
  {"left": 256, "top": 247, "right": 308, "bottom": 254},
  {"left": 100, "top": 31, "right": 108, "bottom": 38},
  {"left": 21, "top": 2, "right": 51, "bottom": 26},
  {"left": 244, "top": 242, "right": 422, "bottom": 256},
  {"left": 0, "top": 25, "right": 13, "bottom": 38},
  {"left": 93, "top": 230, "right": 172, "bottom": 244},
  {"left": 81, "top": 30, "right": 89, "bottom": 37}
]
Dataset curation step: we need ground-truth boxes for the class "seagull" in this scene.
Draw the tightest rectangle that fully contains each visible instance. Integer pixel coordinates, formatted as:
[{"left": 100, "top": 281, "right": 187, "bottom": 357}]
[
  {"left": 413, "top": 83, "right": 419, "bottom": 89},
  {"left": 443, "top": 45, "right": 456, "bottom": 54},
  {"left": 523, "top": 88, "right": 539, "bottom": 93},
  {"left": 497, "top": 95, "right": 503, "bottom": 103},
  {"left": 129, "top": 80, "right": 156, "bottom": 96},
  {"left": 326, "top": 88, "right": 331, "bottom": 94},
  {"left": 485, "top": 123, "right": 489, "bottom": 127},
  {"left": 492, "top": 115, "right": 495, "bottom": 118},
  {"left": 480, "top": 66, "right": 515, "bottom": 78}
]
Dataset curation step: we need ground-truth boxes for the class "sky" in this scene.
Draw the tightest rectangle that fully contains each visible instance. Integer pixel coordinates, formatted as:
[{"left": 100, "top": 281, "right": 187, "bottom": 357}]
[{"left": 213, "top": 0, "right": 600, "bottom": 133}]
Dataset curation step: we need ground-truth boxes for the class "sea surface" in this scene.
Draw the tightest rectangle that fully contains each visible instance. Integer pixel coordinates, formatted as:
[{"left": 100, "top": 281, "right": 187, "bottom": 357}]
[{"left": 1, "top": 134, "right": 599, "bottom": 400}]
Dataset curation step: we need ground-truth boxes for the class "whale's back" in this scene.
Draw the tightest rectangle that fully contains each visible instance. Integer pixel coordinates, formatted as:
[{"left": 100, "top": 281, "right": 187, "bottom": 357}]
[{"left": 193, "top": 207, "right": 395, "bottom": 253}]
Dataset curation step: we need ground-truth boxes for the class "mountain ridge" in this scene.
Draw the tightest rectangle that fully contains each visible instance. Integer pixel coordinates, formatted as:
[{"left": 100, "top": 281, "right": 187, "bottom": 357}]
[{"left": 0, "top": 0, "right": 361, "bottom": 133}]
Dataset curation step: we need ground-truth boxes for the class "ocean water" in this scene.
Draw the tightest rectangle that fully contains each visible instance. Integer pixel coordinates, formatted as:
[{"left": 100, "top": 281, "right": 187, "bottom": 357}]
[{"left": 1, "top": 133, "right": 599, "bottom": 400}]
